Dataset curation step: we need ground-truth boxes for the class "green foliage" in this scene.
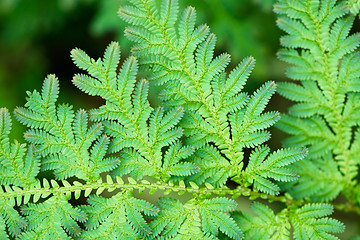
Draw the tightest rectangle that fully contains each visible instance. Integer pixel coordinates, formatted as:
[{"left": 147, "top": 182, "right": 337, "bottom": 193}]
[
  {"left": 274, "top": 0, "right": 360, "bottom": 207},
  {"left": 118, "top": 0, "right": 307, "bottom": 198},
  {"left": 347, "top": 0, "right": 360, "bottom": 14},
  {"left": 235, "top": 202, "right": 345, "bottom": 240},
  {"left": 1, "top": 0, "right": 358, "bottom": 239},
  {"left": 14, "top": 75, "right": 119, "bottom": 182},
  {"left": 239, "top": 145, "right": 306, "bottom": 195},
  {"left": 150, "top": 197, "right": 242, "bottom": 239},
  {"left": 71, "top": 42, "right": 198, "bottom": 181},
  {"left": 19, "top": 194, "right": 87, "bottom": 239},
  {"left": 0, "top": 108, "right": 39, "bottom": 187},
  {"left": 79, "top": 191, "right": 158, "bottom": 239},
  {"left": 234, "top": 201, "right": 290, "bottom": 239}
]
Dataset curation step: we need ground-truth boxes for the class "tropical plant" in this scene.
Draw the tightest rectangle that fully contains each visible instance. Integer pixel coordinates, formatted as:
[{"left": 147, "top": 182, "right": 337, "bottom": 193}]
[{"left": 1, "top": 0, "right": 359, "bottom": 239}]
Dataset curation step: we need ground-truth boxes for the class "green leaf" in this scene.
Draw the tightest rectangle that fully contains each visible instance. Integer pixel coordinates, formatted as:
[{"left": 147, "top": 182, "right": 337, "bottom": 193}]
[
  {"left": 120, "top": 0, "right": 281, "bottom": 169},
  {"left": 234, "top": 202, "right": 290, "bottom": 240},
  {"left": 20, "top": 195, "right": 87, "bottom": 238},
  {"left": 150, "top": 197, "right": 242, "bottom": 239},
  {"left": 15, "top": 76, "right": 117, "bottom": 182},
  {"left": 0, "top": 108, "right": 39, "bottom": 187},
  {"left": 242, "top": 145, "right": 307, "bottom": 195},
  {"left": 72, "top": 43, "right": 195, "bottom": 182},
  {"left": 292, "top": 203, "right": 345, "bottom": 240},
  {"left": 79, "top": 192, "right": 158, "bottom": 238}
]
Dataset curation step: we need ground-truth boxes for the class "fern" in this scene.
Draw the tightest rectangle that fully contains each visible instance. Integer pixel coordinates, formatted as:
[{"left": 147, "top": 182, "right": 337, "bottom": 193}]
[
  {"left": 19, "top": 194, "right": 87, "bottom": 239},
  {"left": 150, "top": 197, "right": 242, "bottom": 239},
  {"left": 0, "top": 0, "right": 351, "bottom": 239},
  {"left": 274, "top": 0, "right": 360, "bottom": 207},
  {"left": 71, "top": 42, "right": 199, "bottom": 181},
  {"left": 14, "top": 75, "right": 119, "bottom": 182},
  {"left": 235, "top": 202, "right": 344, "bottom": 240},
  {"left": 79, "top": 191, "right": 158, "bottom": 239},
  {"left": 347, "top": 0, "right": 360, "bottom": 14},
  {"left": 118, "top": 0, "right": 307, "bottom": 195}
]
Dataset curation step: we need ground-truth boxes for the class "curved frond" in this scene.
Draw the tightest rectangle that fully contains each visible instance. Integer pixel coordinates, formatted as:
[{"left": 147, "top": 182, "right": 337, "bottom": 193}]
[{"left": 240, "top": 145, "right": 307, "bottom": 195}]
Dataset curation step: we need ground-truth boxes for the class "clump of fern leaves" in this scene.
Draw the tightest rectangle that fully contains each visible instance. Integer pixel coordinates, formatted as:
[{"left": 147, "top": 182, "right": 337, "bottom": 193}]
[
  {"left": 0, "top": 0, "right": 348, "bottom": 239},
  {"left": 275, "top": 0, "right": 360, "bottom": 211}
]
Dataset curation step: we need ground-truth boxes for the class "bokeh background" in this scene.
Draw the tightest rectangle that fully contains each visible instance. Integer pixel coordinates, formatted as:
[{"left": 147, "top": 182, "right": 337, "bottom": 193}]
[{"left": 1, "top": 0, "right": 359, "bottom": 238}]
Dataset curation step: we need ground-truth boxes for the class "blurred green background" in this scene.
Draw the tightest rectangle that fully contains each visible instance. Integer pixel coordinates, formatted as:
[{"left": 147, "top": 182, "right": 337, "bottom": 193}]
[{"left": 1, "top": 0, "right": 360, "bottom": 238}]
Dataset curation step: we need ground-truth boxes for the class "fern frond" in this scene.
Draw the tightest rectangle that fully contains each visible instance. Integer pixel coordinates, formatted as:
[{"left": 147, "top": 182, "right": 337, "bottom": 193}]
[
  {"left": 275, "top": 0, "right": 360, "bottom": 202},
  {"left": 150, "top": 197, "right": 243, "bottom": 239},
  {"left": 0, "top": 217, "right": 7, "bottom": 240},
  {"left": 236, "top": 201, "right": 344, "bottom": 240},
  {"left": 347, "top": 0, "right": 360, "bottom": 15},
  {"left": 0, "top": 108, "right": 39, "bottom": 187},
  {"left": 1, "top": 0, "right": 355, "bottom": 238},
  {"left": 0, "top": 199, "right": 27, "bottom": 238},
  {"left": 277, "top": 115, "right": 337, "bottom": 157},
  {"left": 71, "top": 42, "right": 198, "bottom": 182},
  {"left": 14, "top": 76, "right": 119, "bottom": 182},
  {"left": 79, "top": 191, "right": 158, "bottom": 238},
  {"left": 234, "top": 201, "right": 290, "bottom": 239},
  {"left": 231, "top": 81, "right": 279, "bottom": 151},
  {"left": 186, "top": 145, "right": 231, "bottom": 187},
  {"left": 119, "top": 0, "right": 268, "bottom": 158},
  {"left": 20, "top": 194, "right": 87, "bottom": 238},
  {"left": 239, "top": 145, "right": 307, "bottom": 195},
  {"left": 120, "top": 0, "right": 306, "bottom": 196},
  {"left": 292, "top": 203, "right": 345, "bottom": 240},
  {"left": 281, "top": 153, "right": 344, "bottom": 201},
  {"left": 162, "top": 143, "right": 198, "bottom": 177}
]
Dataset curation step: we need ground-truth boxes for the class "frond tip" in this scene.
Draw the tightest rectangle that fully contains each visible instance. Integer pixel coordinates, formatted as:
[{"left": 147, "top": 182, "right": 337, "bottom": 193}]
[
  {"left": 236, "top": 146, "right": 308, "bottom": 195},
  {"left": 14, "top": 75, "right": 119, "bottom": 182},
  {"left": 292, "top": 203, "right": 345, "bottom": 240}
]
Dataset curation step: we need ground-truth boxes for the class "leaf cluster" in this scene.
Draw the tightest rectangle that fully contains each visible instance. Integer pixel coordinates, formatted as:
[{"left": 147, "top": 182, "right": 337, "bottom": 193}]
[
  {"left": 0, "top": 0, "right": 353, "bottom": 239},
  {"left": 275, "top": 0, "right": 360, "bottom": 205}
]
